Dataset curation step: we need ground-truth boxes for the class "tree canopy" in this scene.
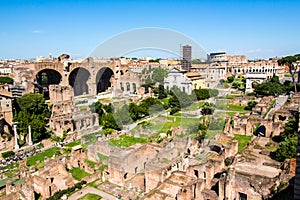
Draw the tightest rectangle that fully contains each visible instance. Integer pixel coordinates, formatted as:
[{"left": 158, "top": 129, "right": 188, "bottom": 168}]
[
  {"left": 278, "top": 54, "right": 300, "bottom": 92},
  {"left": 253, "top": 75, "right": 291, "bottom": 96},
  {"left": 152, "top": 67, "right": 167, "bottom": 84},
  {"left": 275, "top": 118, "right": 298, "bottom": 162},
  {"left": 278, "top": 54, "right": 300, "bottom": 66},
  {"left": 0, "top": 76, "right": 13, "bottom": 84},
  {"left": 13, "top": 93, "right": 51, "bottom": 143}
]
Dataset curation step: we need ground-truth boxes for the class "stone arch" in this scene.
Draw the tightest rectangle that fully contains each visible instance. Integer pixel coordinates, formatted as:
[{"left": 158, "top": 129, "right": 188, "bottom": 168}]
[
  {"left": 255, "top": 125, "right": 266, "bottom": 137},
  {"left": 69, "top": 67, "right": 90, "bottom": 96},
  {"left": 96, "top": 67, "right": 114, "bottom": 94},
  {"left": 0, "top": 118, "right": 13, "bottom": 137},
  {"left": 35, "top": 69, "right": 62, "bottom": 99},
  {"left": 209, "top": 145, "right": 222, "bottom": 154}
]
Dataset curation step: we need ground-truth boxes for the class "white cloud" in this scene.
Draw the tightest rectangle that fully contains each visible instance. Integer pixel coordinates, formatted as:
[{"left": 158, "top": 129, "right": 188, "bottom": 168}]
[{"left": 32, "top": 30, "right": 43, "bottom": 34}]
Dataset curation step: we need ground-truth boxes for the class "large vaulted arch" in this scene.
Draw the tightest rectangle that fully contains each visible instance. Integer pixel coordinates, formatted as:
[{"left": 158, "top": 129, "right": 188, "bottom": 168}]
[
  {"left": 68, "top": 67, "right": 90, "bottom": 96},
  {"left": 96, "top": 67, "right": 114, "bottom": 94},
  {"left": 35, "top": 69, "right": 62, "bottom": 99}
]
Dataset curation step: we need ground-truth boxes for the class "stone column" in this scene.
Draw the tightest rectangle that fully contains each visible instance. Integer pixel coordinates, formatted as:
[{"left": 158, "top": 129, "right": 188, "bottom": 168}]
[
  {"left": 28, "top": 125, "right": 33, "bottom": 146},
  {"left": 13, "top": 122, "right": 19, "bottom": 150}
]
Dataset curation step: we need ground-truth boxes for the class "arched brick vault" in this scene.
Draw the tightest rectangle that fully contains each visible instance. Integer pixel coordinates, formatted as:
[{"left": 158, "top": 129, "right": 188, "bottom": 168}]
[
  {"left": 68, "top": 67, "right": 91, "bottom": 96},
  {"left": 16, "top": 58, "right": 141, "bottom": 97},
  {"left": 96, "top": 67, "right": 114, "bottom": 94},
  {"left": 35, "top": 69, "right": 62, "bottom": 99}
]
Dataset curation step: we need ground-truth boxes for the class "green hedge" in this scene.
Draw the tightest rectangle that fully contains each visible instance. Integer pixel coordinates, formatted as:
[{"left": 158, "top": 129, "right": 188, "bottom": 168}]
[
  {"left": 2, "top": 151, "right": 15, "bottom": 159},
  {"left": 47, "top": 180, "right": 87, "bottom": 200},
  {"left": 0, "top": 77, "right": 13, "bottom": 84}
]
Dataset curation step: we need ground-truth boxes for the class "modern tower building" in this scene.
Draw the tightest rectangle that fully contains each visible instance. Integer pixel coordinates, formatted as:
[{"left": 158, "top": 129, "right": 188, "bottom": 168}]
[{"left": 181, "top": 45, "right": 192, "bottom": 71}]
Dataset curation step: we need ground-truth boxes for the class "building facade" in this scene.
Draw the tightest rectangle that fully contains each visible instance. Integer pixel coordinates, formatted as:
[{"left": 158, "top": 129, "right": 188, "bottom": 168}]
[
  {"left": 181, "top": 45, "right": 192, "bottom": 71},
  {"left": 164, "top": 68, "right": 192, "bottom": 94}
]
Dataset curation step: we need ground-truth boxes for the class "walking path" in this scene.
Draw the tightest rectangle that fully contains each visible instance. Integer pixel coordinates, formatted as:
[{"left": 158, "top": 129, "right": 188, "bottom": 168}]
[
  {"left": 68, "top": 186, "right": 116, "bottom": 200},
  {"left": 264, "top": 95, "right": 288, "bottom": 119}
]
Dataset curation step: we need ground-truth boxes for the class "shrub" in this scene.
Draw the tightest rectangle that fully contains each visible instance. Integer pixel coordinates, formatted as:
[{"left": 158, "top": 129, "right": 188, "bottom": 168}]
[
  {"left": 227, "top": 76, "right": 234, "bottom": 83},
  {"left": 209, "top": 89, "right": 219, "bottom": 97},
  {"left": 244, "top": 101, "right": 257, "bottom": 110},
  {"left": 48, "top": 180, "right": 87, "bottom": 200},
  {"left": 2, "top": 151, "right": 15, "bottom": 159},
  {"left": 170, "top": 107, "right": 180, "bottom": 115},
  {"left": 0, "top": 77, "right": 13, "bottom": 84},
  {"left": 102, "top": 128, "right": 115, "bottom": 136}
]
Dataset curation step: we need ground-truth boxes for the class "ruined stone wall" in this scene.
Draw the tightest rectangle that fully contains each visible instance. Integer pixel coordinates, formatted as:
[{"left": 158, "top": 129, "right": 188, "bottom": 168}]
[{"left": 49, "top": 85, "right": 73, "bottom": 104}]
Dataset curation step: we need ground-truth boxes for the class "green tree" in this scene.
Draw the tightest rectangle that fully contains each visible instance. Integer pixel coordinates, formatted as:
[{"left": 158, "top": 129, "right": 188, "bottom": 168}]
[
  {"left": 170, "top": 86, "right": 194, "bottom": 108},
  {"left": 157, "top": 84, "right": 167, "bottom": 99},
  {"left": 13, "top": 93, "right": 50, "bottom": 143},
  {"left": 152, "top": 67, "right": 167, "bottom": 84},
  {"left": 201, "top": 102, "right": 214, "bottom": 115},
  {"left": 227, "top": 76, "right": 234, "bottom": 83},
  {"left": 254, "top": 75, "right": 285, "bottom": 96},
  {"left": 129, "top": 103, "right": 140, "bottom": 121},
  {"left": 209, "top": 89, "right": 219, "bottom": 97},
  {"left": 30, "top": 115, "right": 47, "bottom": 142},
  {"left": 275, "top": 138, "right": 297, "bottom": 162},
  {"left": 194, "top": 89, "right": 210, "bottom": 100},
  {"left": 244, "top": 101, "right": 257, "bottom": 110},
  {"left": 115, "top": 105, "right": 132, "bottom": 125},
  {"left": 102, "top": 113, "right": 120, "bottom": 130},
  {"left": 0, "top": 76, "right": 13, "bottom": 84},
  {"left": 15, "top": 93, "right": 50, "bottom": 117},
  {"left": 278, "top": 54, "right": 300, "bottom": 92},
  {"left": 275, "top": 118, "right": 298, "bottom": 161}
]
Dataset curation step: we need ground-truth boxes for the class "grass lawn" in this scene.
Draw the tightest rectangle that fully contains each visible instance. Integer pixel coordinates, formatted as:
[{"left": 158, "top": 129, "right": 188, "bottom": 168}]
[
  {"left": 234, "top": 134, "right": 251, "bottom": 153},
  {"left": 151, "top": 116, "right": 199, "bottom": 133},
  {"left": 79, "top": 193, "right": 102, "bottom": 200},
  {"left": 68, "top": 167, "right": 91, "bottom": 180},
  {"left": 65, "top": 140, "right": 81, "bottom": 147},
  {"left": 198, "top": 101, "right": 206, "bottom": 107},
  {"left": 98, "top": 165, "right": 108, "bottom": 172},
  {"left": 226, "top": 112, "right": 237, "bottom": 117},
  {"left": 108, "top": 135, "right": 148, "bottom": 147},
  {"left": 82, "top": 133, "right": 98, "bottom": 146},
  {"left": 206, "top": 130, "right": 220, "bottom": 139},
  {"left": 88, "top": 178, "right": 102, "bottom": 188},
  {"left": 226, "top": 104, "right": 246, "bottom": 112},
  {"left": 97, "top": 153, "right": 108, "bottom": 162},
  {"left": 225, "top": 111, "right": 248, "bottom": 117},
  {"left": 131, "top": 115, "right": 199, "bottom": 135},
  {"left": 183, "top": 102, "right": 199, "bottom": 111},
  {"left": 225, "top": 94, "right": 241, "bottom": 99},
  {"left": 5, "top": 168, "right": 20, "bottom": 178},
  {"left": 26, "top": 147, "right": 61, "bottom": 167},
  {"left": 266, "top": 145, "right": 277, "bottom": 151},
  {"left": 84, "top": 159, "right": 97, "bottom": 168},
  {"left": 161, "top": 97, "right": 169, "bottom": 107},
  {"left": 1, "top": 162, "right": 19, "bottom": 170}
]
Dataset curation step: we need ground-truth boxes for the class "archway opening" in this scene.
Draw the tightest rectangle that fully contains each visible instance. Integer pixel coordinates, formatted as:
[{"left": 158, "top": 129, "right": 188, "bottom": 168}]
[
  {"left": 255, "top": 125, "right": 266, "bottom": 137},
  {"left": 96, "top": 67, "right": 114, "bottom": 94},
  {"left": 69, "top": 68, "right": 90, "bottom": 96},
  {"left": 35, "top": 69, "right": 62, "bottom": 99}
]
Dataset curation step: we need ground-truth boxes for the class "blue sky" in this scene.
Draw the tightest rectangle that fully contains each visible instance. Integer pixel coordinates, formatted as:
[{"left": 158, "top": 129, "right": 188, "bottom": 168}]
[{"left": 0, "top": 0, "right": 299, "bottom": 59}]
